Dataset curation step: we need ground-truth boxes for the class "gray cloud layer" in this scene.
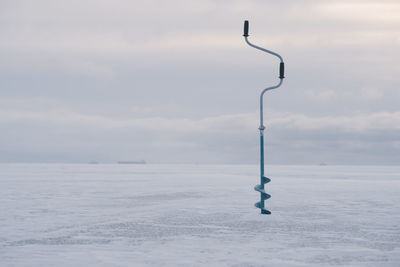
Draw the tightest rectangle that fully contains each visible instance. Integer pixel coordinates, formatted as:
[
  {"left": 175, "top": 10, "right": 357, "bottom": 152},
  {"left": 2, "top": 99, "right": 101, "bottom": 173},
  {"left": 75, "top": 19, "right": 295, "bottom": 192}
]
[{"left": 0, "top": 0, "right": 399, "bottom": 164}]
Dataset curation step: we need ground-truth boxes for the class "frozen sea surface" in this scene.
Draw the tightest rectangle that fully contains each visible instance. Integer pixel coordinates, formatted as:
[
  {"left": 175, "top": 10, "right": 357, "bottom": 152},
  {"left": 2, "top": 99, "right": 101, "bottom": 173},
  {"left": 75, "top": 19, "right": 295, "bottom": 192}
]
[{"left": 1, "top": 164, "right": 399, "bottom": 266}]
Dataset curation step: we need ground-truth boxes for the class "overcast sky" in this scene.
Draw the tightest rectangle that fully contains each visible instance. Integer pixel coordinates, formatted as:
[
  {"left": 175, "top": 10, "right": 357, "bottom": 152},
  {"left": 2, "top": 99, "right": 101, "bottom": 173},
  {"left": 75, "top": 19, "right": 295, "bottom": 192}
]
[{"left": 0, "top": 0, "right": 399, "bottom": 164}]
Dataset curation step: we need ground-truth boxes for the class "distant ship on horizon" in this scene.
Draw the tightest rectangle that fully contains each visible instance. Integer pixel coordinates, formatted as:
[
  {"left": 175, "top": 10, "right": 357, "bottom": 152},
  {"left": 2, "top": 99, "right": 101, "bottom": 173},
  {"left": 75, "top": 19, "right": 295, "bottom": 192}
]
[{"left": 117, "top": 160, "right": 146, "bottom": 164}]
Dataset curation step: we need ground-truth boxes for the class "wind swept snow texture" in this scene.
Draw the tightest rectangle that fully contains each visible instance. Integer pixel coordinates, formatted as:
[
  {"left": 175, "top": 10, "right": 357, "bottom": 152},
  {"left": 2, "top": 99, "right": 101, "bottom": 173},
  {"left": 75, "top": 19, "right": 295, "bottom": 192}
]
[{"left": 1, "top": 164, "right": 399, "bottom": 266}]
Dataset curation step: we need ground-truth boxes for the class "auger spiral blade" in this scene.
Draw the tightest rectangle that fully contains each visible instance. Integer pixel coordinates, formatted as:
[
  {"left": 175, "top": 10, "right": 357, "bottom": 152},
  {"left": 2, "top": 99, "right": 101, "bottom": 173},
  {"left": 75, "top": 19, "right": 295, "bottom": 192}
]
[
  {"left": 254, "top": 202, "right": 271, "bottom": 214},
  {"left": 254, "top": 180, "right": 271, "bottom": 214}
]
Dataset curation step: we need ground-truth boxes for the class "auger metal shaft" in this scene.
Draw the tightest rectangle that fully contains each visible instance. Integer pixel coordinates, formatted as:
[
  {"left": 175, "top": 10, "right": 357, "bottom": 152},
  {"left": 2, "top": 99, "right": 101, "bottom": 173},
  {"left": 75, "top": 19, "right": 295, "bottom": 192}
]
[{"left": 243, "top": 20, "right": 285, "bottom": 214}]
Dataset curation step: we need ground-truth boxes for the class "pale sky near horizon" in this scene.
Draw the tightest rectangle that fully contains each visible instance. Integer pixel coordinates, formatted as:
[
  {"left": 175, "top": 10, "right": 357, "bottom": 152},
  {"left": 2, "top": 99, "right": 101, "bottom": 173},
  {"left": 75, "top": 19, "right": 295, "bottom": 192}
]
[{"left": 0, "top": 0, "right": 399, "bottom": 164}]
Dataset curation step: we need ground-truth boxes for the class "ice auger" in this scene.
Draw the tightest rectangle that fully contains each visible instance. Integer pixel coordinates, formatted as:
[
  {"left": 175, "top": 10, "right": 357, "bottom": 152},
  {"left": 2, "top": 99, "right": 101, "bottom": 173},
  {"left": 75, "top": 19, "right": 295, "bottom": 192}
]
[{"left": 243, "top": 20, "right": 285, "bottom": 214}]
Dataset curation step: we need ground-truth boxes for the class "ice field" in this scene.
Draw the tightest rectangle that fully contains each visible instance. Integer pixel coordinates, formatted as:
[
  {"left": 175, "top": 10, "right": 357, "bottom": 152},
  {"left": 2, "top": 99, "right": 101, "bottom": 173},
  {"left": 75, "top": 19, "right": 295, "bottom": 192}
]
[{"left": 1, "top": 164, "right": 399, "bottom": 266}]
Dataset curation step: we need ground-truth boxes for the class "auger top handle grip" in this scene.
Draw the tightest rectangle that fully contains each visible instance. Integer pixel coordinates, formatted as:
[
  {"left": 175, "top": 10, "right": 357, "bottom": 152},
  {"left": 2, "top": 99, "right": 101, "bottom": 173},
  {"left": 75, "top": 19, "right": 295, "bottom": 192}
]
[{"left": 243, "top": 20, "right": 249, "bottom": 37}]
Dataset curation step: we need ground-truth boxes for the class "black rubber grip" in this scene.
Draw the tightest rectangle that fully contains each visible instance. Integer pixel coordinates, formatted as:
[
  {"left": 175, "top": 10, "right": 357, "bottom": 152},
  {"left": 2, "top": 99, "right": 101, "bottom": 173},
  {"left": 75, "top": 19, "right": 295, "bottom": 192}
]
[
  {"left": 279, "top": 62, "right": 285, "bottom": 79},
  {"left": 243, "top": 20, "right": 249, "bottom": 37}
]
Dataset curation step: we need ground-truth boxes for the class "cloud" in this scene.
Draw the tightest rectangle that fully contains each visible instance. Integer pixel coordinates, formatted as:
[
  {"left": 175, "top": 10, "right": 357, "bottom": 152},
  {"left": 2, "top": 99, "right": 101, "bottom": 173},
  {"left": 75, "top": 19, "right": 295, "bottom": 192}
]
[
  {"left": 314, "top": 1, "right": 400, "bottom": 23},
  {"left": 0, "top": 0, "right": 399, "bottom": 164},
  {"left": 0, "top": 97, "right": 398, "bottom": 164},
  {"left": 2, "top": 97, "right": 398, "bottom": 132}
]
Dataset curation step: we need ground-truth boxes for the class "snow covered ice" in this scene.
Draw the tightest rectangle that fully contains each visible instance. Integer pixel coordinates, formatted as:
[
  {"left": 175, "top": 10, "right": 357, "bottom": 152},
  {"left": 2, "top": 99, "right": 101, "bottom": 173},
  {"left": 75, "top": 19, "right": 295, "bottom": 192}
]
[{"left": 1, "top": 164, "right": 399, "bottom": 266}]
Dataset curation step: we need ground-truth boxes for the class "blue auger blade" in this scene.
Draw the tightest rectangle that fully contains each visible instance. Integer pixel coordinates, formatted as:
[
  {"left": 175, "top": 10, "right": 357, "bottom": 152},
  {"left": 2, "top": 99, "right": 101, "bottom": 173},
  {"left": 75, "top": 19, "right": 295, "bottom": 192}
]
[
  {"left": 254, "top": 185, "right": 271, "bottom": 199},
  {"left": 254, "top": 202, "right": 271, "bottom": 214},
  {"left": 261, "top": 209, "right": 271, "bottom": 214},
  {"left": 254, "top": 181, "right": 271, "bottom": 214},
  {"left": 262, "top": 176, "right": 271, "bottom": 184}
]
